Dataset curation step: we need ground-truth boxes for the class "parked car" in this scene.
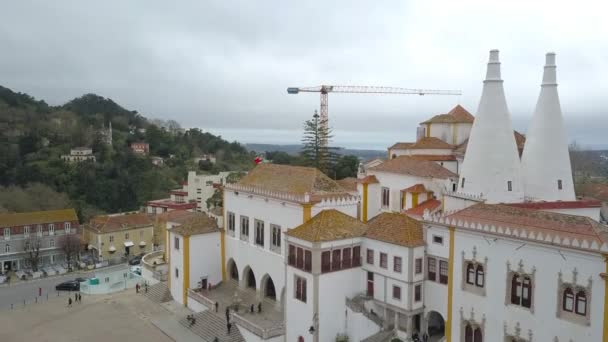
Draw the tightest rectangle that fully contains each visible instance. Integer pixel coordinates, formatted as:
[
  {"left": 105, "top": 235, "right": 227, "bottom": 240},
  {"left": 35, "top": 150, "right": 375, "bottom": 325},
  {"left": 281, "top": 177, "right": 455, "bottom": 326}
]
[
  {"left": 55, "top": 280, "right": 80, "bottom": 291},
  {"left": 130, "top": 266, "right": 142, "bottom": 276},
  {"left": 128, "top": 255, "right": 142, "bottom": 265},
  {"left": 74, "top": 277, "right": 88, "bottom": 283}
]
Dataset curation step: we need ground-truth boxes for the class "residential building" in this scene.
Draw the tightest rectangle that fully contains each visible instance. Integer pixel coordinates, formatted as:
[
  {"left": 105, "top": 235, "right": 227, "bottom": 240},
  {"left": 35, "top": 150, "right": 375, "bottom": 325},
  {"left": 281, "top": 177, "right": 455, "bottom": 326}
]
[
  {"left": 61, "top": 147, "right": 96, "bottom": 163},
  {"left": 186, "top": 171, "right": 232, "bottom": 213},
  {"left": 146, "top": 183, "right": 197, "bottom": 215},
  {"left": 0, "top": 209, "right": 80, "bottom": 273},
  {"left": 83, "top": 212, "right": 154, "bottom": 263},
  {"left": 131, "top": 142, "right": 150, "bottom": 155}
]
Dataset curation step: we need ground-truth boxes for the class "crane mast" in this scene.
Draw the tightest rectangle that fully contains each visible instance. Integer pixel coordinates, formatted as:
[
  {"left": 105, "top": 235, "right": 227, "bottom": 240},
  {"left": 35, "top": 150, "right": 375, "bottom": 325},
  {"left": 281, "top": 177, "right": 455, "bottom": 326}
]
[{"left": 287, "top": 85, "right": 462, "bottom": 146}]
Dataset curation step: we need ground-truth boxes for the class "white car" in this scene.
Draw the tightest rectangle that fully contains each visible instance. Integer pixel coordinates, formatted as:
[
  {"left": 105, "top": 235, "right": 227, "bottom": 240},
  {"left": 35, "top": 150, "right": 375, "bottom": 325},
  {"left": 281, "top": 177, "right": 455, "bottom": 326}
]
[{"left": 130, "top": 266, "right": 142, "bottom": 275}]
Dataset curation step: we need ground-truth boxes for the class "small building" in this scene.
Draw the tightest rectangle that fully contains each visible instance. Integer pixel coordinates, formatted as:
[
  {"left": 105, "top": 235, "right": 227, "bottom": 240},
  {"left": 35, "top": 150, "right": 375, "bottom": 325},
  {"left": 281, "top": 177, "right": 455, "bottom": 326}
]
[
  {"left": 151, "top": 156, "right": 164, "bottom": 166},
  {"left": 0, "top": 209, "right": 80, "bottom": 274},
  {"left": 153, "top": 210, "right": 200, "bottom": 251},
  {"left": 83, "top": 212, "right": 154, "bottom": 263},
  {"left": 193, "top": 154, "right": 216, "bottom": 164},
  {"left": 168, "top": 213, "right": 221, "bottom": 306},
  {"left": 130, "top": 142, "right": 150, "bottom": 155},
  {"left": 61, "top": 147, "right": 96, "bottom": 163},
  {"left": 146, "top": 184, "right": 197, "bottom": 215},
  {"left": 186, "top": 171, "right": 233, "bottom": 213}
]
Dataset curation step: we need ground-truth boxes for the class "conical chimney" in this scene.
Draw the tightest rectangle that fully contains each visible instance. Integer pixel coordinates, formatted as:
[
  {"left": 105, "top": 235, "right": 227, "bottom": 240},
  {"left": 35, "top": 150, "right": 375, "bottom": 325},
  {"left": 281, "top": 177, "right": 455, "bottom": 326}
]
[
  {"left": 521, "top": 53, "right": 575, "bottom": 201},
  {"left": 457, "top": 50, "right": 524, "bottom": 203}
]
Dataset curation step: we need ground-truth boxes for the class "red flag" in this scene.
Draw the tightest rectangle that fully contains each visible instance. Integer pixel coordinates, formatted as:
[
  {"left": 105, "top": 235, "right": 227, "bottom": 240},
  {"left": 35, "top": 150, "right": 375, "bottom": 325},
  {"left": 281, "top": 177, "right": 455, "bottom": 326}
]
[{"left": 254, "top": 156, "right": 262, "bottom": 164}]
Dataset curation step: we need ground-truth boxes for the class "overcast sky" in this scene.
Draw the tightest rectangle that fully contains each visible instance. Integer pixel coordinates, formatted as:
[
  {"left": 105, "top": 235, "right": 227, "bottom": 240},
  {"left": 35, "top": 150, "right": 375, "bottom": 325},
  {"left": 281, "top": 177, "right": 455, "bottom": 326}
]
[{"left": 1, "top": 1, "right": 607, "bottom": 149}]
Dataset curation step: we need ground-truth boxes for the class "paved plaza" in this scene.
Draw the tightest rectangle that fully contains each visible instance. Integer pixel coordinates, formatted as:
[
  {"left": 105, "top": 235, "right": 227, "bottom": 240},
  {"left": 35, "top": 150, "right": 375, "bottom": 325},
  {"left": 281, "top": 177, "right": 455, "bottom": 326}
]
[{"left": 0, "top": 289, "right": 176, "bottom": 342}]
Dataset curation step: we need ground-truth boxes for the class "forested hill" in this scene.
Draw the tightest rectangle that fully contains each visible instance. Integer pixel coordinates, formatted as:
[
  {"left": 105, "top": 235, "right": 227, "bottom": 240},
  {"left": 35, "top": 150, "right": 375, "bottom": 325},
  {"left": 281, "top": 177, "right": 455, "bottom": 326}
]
[{"left": 0, "top": 85, "right": 253, "bottom": 221}]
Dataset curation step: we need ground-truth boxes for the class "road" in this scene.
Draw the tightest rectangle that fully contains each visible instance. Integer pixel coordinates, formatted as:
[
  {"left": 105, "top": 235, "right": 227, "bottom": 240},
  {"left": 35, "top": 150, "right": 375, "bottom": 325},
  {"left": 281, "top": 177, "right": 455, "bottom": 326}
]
[{"left": 0, "top": 271, "right": 94, "bottom": 310}]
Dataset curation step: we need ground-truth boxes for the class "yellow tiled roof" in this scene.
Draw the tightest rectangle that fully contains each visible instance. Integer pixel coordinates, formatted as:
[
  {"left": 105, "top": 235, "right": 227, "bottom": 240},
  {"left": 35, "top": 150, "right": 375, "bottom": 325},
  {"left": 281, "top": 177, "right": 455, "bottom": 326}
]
[
  {"left": 0, "top": 209, "right": 78, "bottom": 227},
  {"left": 286, "top": 209, "right": 367, "bottom": 242},
  {"left": 238, "top": 164, "right": 347, "bottom": 196},
  {"left": 421, "top": 105, "right": 475, "bottom": 124},
  {"left": 336, "top": 177, "right": 358, "bottom": 192},
  {"left": 366, "top": 212, "right": 424, "bottom": 247},
  {"left": 171, "top": 214, "right": 220, "bottom": 237}
]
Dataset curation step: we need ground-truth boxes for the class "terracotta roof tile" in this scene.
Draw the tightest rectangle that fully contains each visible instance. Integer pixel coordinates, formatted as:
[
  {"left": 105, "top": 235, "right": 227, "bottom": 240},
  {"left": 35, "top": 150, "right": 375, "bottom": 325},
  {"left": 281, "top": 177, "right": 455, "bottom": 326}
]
[
  {"left": 156, "top": 210, "right": 199, "bottom": 223},
  {"left": 447, "top": 203, "right": 608, "bottom": 244},
  {"left": 357, "top": 175, "right": 380, "bottom": 184},
  {"left": 404, "top": 199, "right": 442, "bottom": 218},
  {"left": 88, "top": 213, "right": 154, "bottom": 233},
  {"left": 578, "top": 183, "right": 608, "bottom": 202},
  {"left": 369, "top": 156, "right": 457, "bottom": 179},
  {"left": 0, "top": 209, "right": 78, "bottom": 227},
  {"left": 506, "top": 200, "right": 602, "bottom": 210},
  {"left": 238, "top": 164, "right": 347, "bottom": 197},
  {"left": 336, "top": 177, "right": 358, "bottom": 192},
  {"left": 366, "top": 212, "right": 424, "bottom": 247},
  {"left": 408, "top": 137, "right": 453, "bottom": 150},
  {"left": 454, "top": 131, "right": 525, "bottom": 155},
  {"left": 389, "top": 142, "right": 414, "bottom": 150},
  {"left": 409, "top": 154, "right": 457, "bottom": 162},
  {"left": 421, "top": 105, "right": 475, "bottom": 124},
  {"left": 170, "top": 214, "right": 219, "bottom": 236},
  {"left": 286, "top": 209, "right": 367, "bottom": 242},
  {"left": 402, "top": 184, "right": 428, "bottom": 193}
]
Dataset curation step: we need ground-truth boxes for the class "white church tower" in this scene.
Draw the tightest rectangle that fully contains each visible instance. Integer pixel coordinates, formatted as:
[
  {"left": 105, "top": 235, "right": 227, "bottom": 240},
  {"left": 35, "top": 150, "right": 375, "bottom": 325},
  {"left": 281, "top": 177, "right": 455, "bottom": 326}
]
[
  {"left": 521, "top": 53, "right": 575, "bottom": 201},
  {"left": 457, "top": 50, "right": 524, "bottom": 203}
]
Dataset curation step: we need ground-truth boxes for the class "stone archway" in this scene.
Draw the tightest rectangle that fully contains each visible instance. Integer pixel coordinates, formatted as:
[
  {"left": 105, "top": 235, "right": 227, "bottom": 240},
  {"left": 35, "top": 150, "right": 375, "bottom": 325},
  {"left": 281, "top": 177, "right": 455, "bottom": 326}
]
[
  {"left": 426, "top": 311, "right": 445, "bottom": 341},
  {"left": 242, "top": 266, "right": 256, "bottom": 289},
  {"left": 260, "top": 274, "right": 277, "bottom": 300},
  {"left": 227, "top": 258, "right": 239, "bottom": 281}
]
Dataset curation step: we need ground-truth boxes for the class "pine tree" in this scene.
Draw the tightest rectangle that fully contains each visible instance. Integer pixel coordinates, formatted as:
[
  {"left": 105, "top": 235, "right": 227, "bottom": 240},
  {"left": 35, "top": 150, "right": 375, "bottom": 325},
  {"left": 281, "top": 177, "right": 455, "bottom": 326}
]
[{"left": 301, "top": 111, "right": 337, "bottom": 175}]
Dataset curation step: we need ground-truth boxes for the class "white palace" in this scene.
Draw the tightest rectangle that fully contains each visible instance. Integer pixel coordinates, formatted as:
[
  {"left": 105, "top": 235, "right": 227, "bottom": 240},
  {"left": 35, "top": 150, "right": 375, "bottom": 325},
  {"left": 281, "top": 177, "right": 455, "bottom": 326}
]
[{"left": 155, "top": 51, "right": 608, "bottom": 342}]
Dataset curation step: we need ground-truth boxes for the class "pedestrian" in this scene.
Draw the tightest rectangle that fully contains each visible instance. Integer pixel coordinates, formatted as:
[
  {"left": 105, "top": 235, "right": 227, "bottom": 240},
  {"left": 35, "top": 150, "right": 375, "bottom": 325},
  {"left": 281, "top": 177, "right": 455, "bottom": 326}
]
[
  {"left": 227, "top": 322, "right": 232, "bottom": 334},
  {"left": 74, "top": 293, "right": 78, "bottom": 303},
  {"left": 257, "top": 302, "right": 262, "bottom": 313},
  {"left": 423, "top": 332, "right": 429, "bottom": 342},
  {"left": 79, "top": 293, "right": 83, "bottom": 303},
  {"left": 215, "top": 301, "right": 219, "bottom": 313},
  {"left": 213, "top": 338, "right": 219, "bottom": 342},
  {"left": 136, "top": 283, "right": 140, "bottom": 293},
  {"left": 250, "top": 304, "right": 254, "bottom": 313},
  {"left": 225, "top": 307, "right": 230, "bottom": 321},
  {"left": 144, "top": 282, "right": 148, "bottom": 293},
  {"left": 68, "top": 297, "right": 72, "bottom": 307}
]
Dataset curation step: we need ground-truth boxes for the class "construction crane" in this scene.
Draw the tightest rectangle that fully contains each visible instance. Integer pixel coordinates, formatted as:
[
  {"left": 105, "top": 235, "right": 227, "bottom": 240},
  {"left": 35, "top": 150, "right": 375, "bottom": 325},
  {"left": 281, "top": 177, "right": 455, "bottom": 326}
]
[{"left": 287, "top": 85, "right": 462, "bottom": 143}]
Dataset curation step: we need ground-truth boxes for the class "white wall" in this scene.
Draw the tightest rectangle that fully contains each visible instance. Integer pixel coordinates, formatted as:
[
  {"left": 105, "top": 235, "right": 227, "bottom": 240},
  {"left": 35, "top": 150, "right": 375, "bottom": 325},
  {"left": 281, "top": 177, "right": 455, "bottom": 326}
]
[
  {"left": 428, "top": 123, "right": 452, "bottom": 143},
  {"left": 239, "top": 327, "right": 283, "bottom": 342},
  {"left": 187, "top": 171, "right": 232, "bottom": 212},
  {"left": 169, "top": 231, "right": 184, "bottom": 305},
  {"left": 345, "top": 305, "right": 382, "bottom": 342},
  {"left": 190, "top": 232, "right": 222, "bottom": 289},
  {"left": 318, "top": 268, "right": 364, "bottom": 342},
  {"left": 285, "top": 267, "right": 314, "bottom": 342},
  {"left": 544, "top": 207, "right": 601, "bottom": 222},
  {"left": 423, "top": 225, "right": 450, "bottom": 319},
  {"left": 448, "top": 225, "right": 605, "bottom": 342}
]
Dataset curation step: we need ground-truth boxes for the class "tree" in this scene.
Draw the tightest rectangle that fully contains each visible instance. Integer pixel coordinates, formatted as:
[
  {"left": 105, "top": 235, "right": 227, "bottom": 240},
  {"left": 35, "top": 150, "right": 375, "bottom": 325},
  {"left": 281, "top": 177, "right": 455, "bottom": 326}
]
[
  {"left": 226, "top": 171, "right": 246, "bottom": 184},
  {"left": 59, "top": 233, "right": 81, "bottom": 271},
  {"left": 24, "top": 236, "right": 42, "bottom": 272},
  {"left": 206, "top": 188, "right": 223, "bottom": 209},
  {"left": 300, "top": 111, "right": 337, "bottom": 174},
  {"left": 332, "top": 155, "right": 360, "bottom": 180}
]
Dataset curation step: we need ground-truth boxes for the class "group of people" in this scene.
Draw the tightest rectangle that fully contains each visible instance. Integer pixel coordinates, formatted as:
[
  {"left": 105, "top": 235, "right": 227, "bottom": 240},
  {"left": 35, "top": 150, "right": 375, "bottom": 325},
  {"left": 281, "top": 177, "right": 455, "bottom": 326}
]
[
  {"left": 412, "top": 331, "right": 430, "bottom": 342},
  {"left": 135, "top": 282, "right": 148, "bottom": 294},
  {"left": 67, "top": 292, "right": 82, "bottom": 307}
]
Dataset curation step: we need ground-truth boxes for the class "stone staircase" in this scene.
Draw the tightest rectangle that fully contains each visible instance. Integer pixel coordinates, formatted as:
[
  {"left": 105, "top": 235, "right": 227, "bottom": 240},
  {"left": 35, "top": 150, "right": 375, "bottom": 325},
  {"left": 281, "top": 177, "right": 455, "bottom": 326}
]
[
  {"left": 179, "top": 310, "right": 245, "bottom": 342},
  {"left": 361, "top": 330, "right": 395, "bottom": 342},
  {"left": 143, "top": 282, "right": 173, "bottom": 303}
]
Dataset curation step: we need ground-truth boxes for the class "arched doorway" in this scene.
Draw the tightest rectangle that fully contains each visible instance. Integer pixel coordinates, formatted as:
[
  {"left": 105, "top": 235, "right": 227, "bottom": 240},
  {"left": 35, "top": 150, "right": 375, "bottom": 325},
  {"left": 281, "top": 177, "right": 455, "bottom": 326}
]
[
  {"left": 243, "top": 266, "right": 256, "bottom": 289},
  {"left": 426, "top": 311, "right": 445, "bottom": 340},
  {"left": 227, "top": 259, "right": 239, "bottom": 281},
  {"left": 261, "top": 274, "right": 276, "bottom": 300}
]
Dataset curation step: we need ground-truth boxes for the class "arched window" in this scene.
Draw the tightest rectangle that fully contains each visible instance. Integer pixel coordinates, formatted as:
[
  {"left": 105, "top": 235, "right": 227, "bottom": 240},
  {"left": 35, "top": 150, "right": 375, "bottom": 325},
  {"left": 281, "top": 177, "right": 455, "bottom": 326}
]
[
  {"left": 476, "top": 265, "right": 484, "bottom": 287},
  {"left": 466, "top": 264, "right": 475, "bottom": 285},
  {"left": 473, "top": 327, "right": 482, "bottom": 342},
  {"left": 562, "top": 287, "right": 574, "bottom": 312},
  {"left": 464, "top": 324, "right": 473, "bottom": 342},
  {"left": 510, "top": 274, "right": 521, "bottom": 304},
  {"left": 521, "top": 276, "right": 532, "bottom": 308},
  {"left": 575, "top": 290, "right": 587, "bottom": 315}
]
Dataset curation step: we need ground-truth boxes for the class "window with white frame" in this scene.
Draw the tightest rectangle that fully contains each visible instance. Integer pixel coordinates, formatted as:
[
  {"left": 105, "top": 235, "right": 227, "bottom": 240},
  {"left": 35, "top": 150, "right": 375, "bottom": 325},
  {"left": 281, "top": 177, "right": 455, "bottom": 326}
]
[
  {"left": 557, "top": 270, "right": 592, "bottom": 325},
  {"left": 392, "top": 285, "right": 401, "bottom": 300},
  {"left": 49, "top": 224, "right": 55, "bottom": 235},
  {"left": 64, "top": 222, "right": 71, "bottom": 233},
  {"left": 295, "top": 275, "right": 307, "bottom": 302},
  {"left": 380, "top": 253, "right": 388, "bottom": 269},
  {"left": 23, "top": 226, "right": 30, "bottom": 236},
  {"left": 109, "top": 235, "right": 114, "bottom": 243},
  {"left": 227, "top": 212, "right": 235, "bottom": 236},
  {"left": 37, "top": 225, "right": 42, "bottom": 237},
  {"left": 271, "top": 224, "right": 281, "bottom": 251},
  {"left": 240, "top": 216, "right": 249, "bottom": 240},
  {"left": 4, "top": 244, "right": 9, "bottom": 253},
  {"left": 415, "top": 258, "right": 423, "bottom": 274},
  {"left": 381, "top": 187, "right": 390, "bottom": 208},
  {"left": 463, "top": 257, "right": 486, "bottom": 296},
  {"left": 4, "top": 228, "right": 10, "bottom": 240},
  {"left": 254, "top": 219, "right": 264, "bottom": 247},
  {"left": 50, "top": 239, "right": 55, "bottom": 248},
  {"left": 174, "top": 236, "right": 180, "bottom": 250},
  {"left": 414, "top": 284, "right": 422, "bottom": 302},
  {"left": 393, "top": 256, "right": 402, "bottom": 273},
  {"left": 427, "top": 256, "right": 448, "bottom": 285}
]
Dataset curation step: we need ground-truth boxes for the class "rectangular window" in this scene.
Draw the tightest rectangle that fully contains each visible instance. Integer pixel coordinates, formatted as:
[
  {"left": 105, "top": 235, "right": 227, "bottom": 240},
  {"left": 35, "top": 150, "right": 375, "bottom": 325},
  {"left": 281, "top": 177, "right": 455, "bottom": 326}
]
[
  {"left": 65, "top": 222, "right": 71, "bottom": 233},
  {"left": 507, "top": 180, "right": 512, "bottom": 191},
  {"left": 321, "top": 251, "right": 331, "bottom": 273},
  {"left": 414, "top": 284, "right": 422, "bottom": 302},
  {"left": 288, "top": 245, "right": 296, "bottom": 266},
  {"left": 415, "top": 258, "right": 423, "bottom": 274},
  {"left": 49, "top": 224, "right": 55, "bottom": 235},
  {"left": 227, "top": 212, "right": 235, "bottom": 232},
  {"left": 332, "top": 249, "right": 342, "bottom": 271},
  {"left": 109, "top": 235, "right": 114, "bottom": 243},
  {"left": 295, "top": 275, "right": 307, "bottom": 302},
  {"left": 240, "top": 216, "right": 249, "bottom": 240},
  {"left": 367, "top": 249, "right": 374, "bottom": 265},
  {"left": 254, "top": 220, "right": 264, "bottom": 247},
  {"left": 352, "top": 246, "right": 361, "bottom": 267},
  {"left": 4, "top": 244, "right": 9, "bottom": 253},
  {"left": 271, "top": 224, "right": 281, "bottom": 249},
  {"left": 304, "top": 250, "right": 312, "bottom": 272},
  {"left": 381, "top": 187, "right": 390, "bottom": 208},
  {"left": 25, "top": 241, "right": 30, "bottom": 251},
  {"left": 37, "top": 225, "right": 42, "bottom": 237},
  {"left": 174, "top": 236, "right": 180, "bottom": 250},
  {"left": 558, "top": 179, "right": 563, "bottom": 190},
  {"left": 296, "top": 248, "right": 304, "bottom": 269},
  {"left": 50, "top": 239, "right": 55, "bottom": 248},
  {"left": 433, "top": 235, "right": 443, "bottom": 245},
  {"left": 4, "top": 228, "right": 10, "bottom": 240},
  {"left": 392, "top": 285, "right": 401, "bottom": 300},
  {"left": 461, "top": 177, "right": 465, "bottom": 188},
  {"left": 175, "top": 268, "right": 179, "bottom": 278},
  {"left": 439, "top": 260, "right": 449, "bottom": 284},
  {"left": 342, "top": 248, "right": 352, "bottom": 269},
  {"left": 380, "top": 253, "right": 388, "bottom": 269},
  {"left": 394, "top": 256, "right": 402, "bottom": 273},
  {"left": 427, "top": 257, "right": 436, "bottom": 281},
  {"left": 23, "top": 226, "right": 30, "bottom": 236},
  {"left": 140, "top": 230, "right": 144, "bottom": 238},
  {"left": 125, "top": 233, "right": 129, "bottom": 240}
]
